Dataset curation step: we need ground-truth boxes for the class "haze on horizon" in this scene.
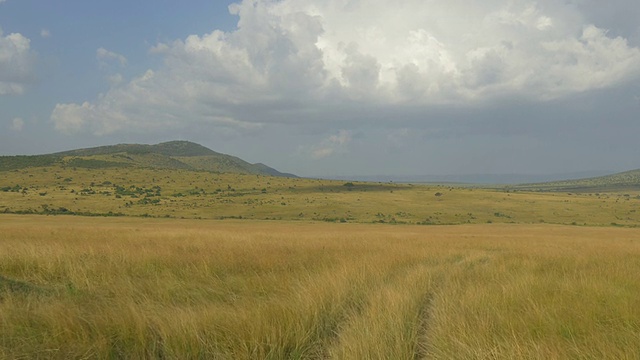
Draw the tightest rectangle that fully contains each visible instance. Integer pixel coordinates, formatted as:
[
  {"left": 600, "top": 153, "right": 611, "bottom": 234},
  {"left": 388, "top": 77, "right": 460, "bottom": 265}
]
[{"left": 1, "top": 0, "right": 639, "bottom": 178}]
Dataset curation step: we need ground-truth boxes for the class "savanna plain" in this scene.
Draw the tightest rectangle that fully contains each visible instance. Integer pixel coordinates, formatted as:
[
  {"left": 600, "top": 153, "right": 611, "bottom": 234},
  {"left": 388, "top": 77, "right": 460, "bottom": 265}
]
[{"left": 1, "top": 164, "right": 640, "bottom": 359}]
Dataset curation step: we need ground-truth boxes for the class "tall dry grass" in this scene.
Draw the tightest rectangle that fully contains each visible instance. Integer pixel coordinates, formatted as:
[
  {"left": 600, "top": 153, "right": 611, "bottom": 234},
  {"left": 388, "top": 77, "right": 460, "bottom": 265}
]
[{"left": 1, "top": 215, "right": 639, "bottom": 359}]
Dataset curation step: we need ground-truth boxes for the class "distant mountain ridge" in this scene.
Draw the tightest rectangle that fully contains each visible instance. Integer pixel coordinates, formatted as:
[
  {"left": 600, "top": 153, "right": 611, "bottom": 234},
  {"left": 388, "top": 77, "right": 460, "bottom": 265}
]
[
  {"left": 54, "top": 141, "right": 219, "bottom": 158},
  {"left": 326, "top": 171, "right": 615, "bottom": 185},
  {"left": 326, "top": 169, "right": 640, "bottom": 192},
  {"left": 512, "top": 169, "right": 640, "bottom": 192},
  {"left": 0, "top": 141, "right": 296, "bottom": 177}
]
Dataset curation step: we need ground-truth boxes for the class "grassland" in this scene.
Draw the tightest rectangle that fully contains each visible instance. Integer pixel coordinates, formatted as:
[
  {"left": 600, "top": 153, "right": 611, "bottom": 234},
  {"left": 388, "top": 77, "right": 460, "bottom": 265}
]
[
  {"left": 1, "top": 165, "right": 640, "bottom": 226},
  {"left": 2, "top": 162, "right": 640, "bottom": 358},
  {"left": 1, "top": 216, "right": 639, "bottom": 359}
]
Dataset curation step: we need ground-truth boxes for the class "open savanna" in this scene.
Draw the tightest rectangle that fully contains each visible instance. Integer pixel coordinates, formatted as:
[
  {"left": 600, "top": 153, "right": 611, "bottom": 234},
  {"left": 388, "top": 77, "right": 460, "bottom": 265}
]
[
  {"left": 1, "top": 215, "right": 639, "bottom": 359},
  {"left": 1, "top": 165, "right": 640, "bottom": 226}
]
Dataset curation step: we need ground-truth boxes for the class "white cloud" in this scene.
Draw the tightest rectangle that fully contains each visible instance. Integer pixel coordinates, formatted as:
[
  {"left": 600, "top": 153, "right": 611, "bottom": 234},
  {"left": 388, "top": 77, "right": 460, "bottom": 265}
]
[
  {"left": 10, "top": 117, "right": 24, "bottom": 131},
  {"left": 51, "top": 102, "right": 93, "bottom": 134},
  {"left": 0, "top": 28, "right": 36, "bottom": 95},
  {"left": 51, "top": 0, "right": 640, "bottom": 135},
  {"left": 107, "top": 73, "right": 124, "bottom": 87},
  {"left": 51, "top": 69, "right": 262, "bottom": 135},
  {"left": 97, "top": 47, "right": 127, "bottom": 67},
  {"left": 311, "top": 130, "right": 352, "bottom": 159},
  {"left": 97, "top": 49, "right": 127, "bottom": 88}
]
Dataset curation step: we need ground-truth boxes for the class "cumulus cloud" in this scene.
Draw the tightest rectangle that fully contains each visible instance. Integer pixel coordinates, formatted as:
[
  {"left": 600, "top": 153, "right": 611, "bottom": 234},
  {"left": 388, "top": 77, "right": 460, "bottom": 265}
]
[
  {"left": 51, "top": 0, "right": 640, "bottom": 135},
  {"left": 51, "top": 101, "right": 94, "bottom": 134},
  {"left": 0, "top": 28, "right": 36, "bottom": 95},
  {"left": 96, "top": 48, "right": 128, "bottom": 88},
  {"left": 52, "top": 67, "right": 263, "bottom": 135},
  {"left": 97, "top": 47, "right": 127, "bottom": 67},
  {"left": 106, "top": 73, "right": 124, "bottom": 87},
  {"left": 311, "top": 130, "right": 352, "bottom": 159},
  {"left": 10, "top": 117, "right": 24, "bottom": 131}
]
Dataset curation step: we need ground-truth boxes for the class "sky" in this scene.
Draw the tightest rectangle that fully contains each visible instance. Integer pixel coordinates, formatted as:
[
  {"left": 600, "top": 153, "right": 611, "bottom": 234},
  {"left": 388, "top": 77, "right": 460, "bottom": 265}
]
[{"left": 1, "top": 0, "right": 640, "bottom": 178}]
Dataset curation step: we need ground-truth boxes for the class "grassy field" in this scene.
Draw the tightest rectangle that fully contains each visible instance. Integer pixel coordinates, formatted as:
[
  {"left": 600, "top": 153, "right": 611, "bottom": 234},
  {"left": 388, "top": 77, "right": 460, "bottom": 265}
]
[
  {"left": 1, "top": 215, "right": 639, "bottom": 359},
  {"left": 1, "top": 165, "right": 640, "bottom": 226},
  {"left": 2, "top": 164, "right": 640, "bottom": 358}
]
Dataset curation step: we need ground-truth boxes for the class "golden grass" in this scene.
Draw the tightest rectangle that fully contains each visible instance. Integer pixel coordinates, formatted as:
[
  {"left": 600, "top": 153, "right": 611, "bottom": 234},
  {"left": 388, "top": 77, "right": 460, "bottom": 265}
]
[{"left": 1, "top": 215, "right": 639, "bottom": 359}]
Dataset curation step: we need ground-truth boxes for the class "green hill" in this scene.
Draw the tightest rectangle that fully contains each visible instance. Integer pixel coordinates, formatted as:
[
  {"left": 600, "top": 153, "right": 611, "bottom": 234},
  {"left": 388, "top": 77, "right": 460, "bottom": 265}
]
[
  {"left": 54, "top": 140, "right": 218, "bottom": 158},
  {"left": 0, "top": 141, "right": 295, "bottom": 177},
  {"left": 0, "top": 155, "right": 60, "bottom": 171},
  {"left": 513, "top": 169, "right": 640, "bottom": 192}
]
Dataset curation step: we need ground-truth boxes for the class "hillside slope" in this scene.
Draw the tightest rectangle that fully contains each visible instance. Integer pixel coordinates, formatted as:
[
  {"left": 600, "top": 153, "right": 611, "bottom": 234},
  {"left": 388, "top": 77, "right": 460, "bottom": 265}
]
[
  {"left": 0, "top": 141, "right": 295, "bottom": 177},
  {"left": 54, "top": 141, "right": 218, "bottom": 157},
  {"left": 513, "top": 169, "right": 640, "bottom": 192}
]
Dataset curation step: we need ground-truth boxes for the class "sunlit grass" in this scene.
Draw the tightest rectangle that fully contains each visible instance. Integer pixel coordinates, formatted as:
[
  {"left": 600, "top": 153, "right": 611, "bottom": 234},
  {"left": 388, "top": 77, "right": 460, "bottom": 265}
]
[
  {"left": 1, "top": 165, "right": 639, "bottom": 226},
  {"left": 1, "top": 216, "right": 639, "bottom": 359}
]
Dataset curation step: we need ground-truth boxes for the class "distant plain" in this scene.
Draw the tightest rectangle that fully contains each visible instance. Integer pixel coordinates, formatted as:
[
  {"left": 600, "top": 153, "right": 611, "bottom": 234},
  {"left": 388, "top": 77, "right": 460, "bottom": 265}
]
[{"left": 1, "top": 164, "right": 639, "bottom": 227}]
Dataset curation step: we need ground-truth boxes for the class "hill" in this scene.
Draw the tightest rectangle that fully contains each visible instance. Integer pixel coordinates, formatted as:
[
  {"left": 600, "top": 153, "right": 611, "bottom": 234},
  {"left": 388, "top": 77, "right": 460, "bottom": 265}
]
[
  {"left": 0, "top": 141, "right": 295, "bottom": 177},
  {"left": 54, "top": 141, "right": 218, "bottom": 157},
  {"left": 512, "top": 169, "right": 640, "bottom": 192}
]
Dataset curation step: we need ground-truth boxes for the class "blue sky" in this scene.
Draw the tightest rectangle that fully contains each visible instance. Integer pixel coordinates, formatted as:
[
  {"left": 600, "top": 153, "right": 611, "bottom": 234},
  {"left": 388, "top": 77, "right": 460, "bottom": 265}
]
[{"left": 1, "top": 0, "right": 640, "bottom": 178}]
